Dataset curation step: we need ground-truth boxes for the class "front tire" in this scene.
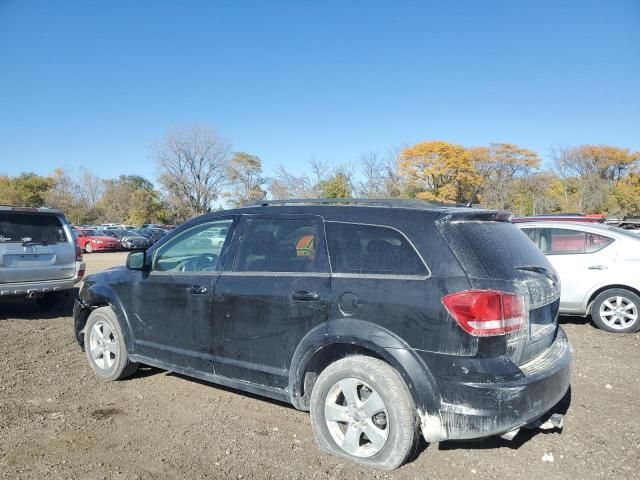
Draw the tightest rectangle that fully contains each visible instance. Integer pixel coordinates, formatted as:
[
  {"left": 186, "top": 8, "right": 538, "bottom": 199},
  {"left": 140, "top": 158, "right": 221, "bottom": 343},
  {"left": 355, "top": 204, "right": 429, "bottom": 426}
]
[
  {"left": 309, "top": 355, "right": 418, "bottom": 470},
  {"left": 591, "top": 288, "right": 640, "bottom": 333},
  {"left": 85, "top": 241, "right": 93, "bottom": 253},
  {"left": 84, "top": 306, "right": 138, "bottom": 381}
]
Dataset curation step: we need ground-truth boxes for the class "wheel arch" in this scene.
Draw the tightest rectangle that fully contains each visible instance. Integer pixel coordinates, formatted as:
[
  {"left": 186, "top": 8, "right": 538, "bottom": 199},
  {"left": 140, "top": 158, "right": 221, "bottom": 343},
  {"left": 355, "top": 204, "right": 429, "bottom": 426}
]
[
  {"left": 586, "top": 284, "right": 640, "bottom": 315},
  {"left": 75, "top": 284, "right": 133, "bottom": 351},
  {"left": 288, "top": 319, "right": 441, "bottom": 415}
]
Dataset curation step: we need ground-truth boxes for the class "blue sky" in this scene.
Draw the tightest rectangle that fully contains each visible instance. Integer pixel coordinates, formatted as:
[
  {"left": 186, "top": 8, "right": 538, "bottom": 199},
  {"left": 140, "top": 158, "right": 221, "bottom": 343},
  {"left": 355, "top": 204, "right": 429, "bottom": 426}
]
[{"left": 0, "top": 0, "right": 638, "bottom": 183}]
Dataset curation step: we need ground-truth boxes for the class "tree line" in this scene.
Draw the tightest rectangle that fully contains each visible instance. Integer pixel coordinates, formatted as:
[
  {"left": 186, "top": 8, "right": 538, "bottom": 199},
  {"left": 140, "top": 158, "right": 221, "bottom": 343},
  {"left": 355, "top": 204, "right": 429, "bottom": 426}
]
[{"left": 1, "top": 124, "right": 638, "bottom": 225}]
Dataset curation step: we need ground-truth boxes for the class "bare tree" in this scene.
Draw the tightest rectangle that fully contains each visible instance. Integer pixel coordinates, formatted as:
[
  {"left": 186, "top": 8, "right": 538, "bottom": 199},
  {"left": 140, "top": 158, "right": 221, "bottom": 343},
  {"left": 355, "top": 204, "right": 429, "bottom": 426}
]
[
  {"left": 308, "top": 157, "right": 331, "bottom": 189},
  {"left": 155, "top": 125, "right": 231, "bottom": 216},
  {"left": 78, "top": 167, "right": 104, "bottom": 208},
  {"left": 550, "top": 145, "right": 573, "bottom": 210},
  {"left": 549, "top": 144, "right": 638, "bottom": 212},
  {"left": 268, "top": 165, "right": 315, "bottom": 199},
  {"left": 472, "top": 143, "right": 540, "bottom": 210},
  {"left": 267, "top": 158, "right": 332, "bottom": 199},
  {"left": 383, "top": 145, "right": 407, "bottom": 198},
  {"left": 357, "top": 151, "right": 386, "bottom": 197}
]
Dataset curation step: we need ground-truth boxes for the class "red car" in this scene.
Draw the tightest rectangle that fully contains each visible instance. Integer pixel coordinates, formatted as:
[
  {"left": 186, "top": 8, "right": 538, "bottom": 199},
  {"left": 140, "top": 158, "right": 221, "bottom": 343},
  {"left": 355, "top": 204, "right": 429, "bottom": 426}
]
[
  {"left": 73, "top": 229, "right": 121, "bottom": 253},
  {"left": 512, "top": 213, "right": 604, "bottom": 223}
]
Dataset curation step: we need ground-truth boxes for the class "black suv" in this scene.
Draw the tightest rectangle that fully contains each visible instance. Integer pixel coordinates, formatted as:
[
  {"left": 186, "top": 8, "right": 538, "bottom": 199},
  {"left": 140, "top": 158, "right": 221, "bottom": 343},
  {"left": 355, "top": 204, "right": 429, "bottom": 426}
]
[{"left": 73, "top": 200, "right": 571, "bottom": 470}]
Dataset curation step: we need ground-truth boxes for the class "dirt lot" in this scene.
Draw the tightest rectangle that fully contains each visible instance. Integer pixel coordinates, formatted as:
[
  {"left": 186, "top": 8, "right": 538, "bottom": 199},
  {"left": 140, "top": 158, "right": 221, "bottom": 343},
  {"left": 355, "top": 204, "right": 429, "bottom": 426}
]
[{"left": 1, "top": 252, "right": 639, "bottom": 480}]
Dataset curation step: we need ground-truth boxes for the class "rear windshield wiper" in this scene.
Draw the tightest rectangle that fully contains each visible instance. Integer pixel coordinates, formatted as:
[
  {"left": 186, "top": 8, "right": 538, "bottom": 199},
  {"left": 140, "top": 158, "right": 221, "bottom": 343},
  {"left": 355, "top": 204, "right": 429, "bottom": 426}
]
[
  {"left": 515, "top": 265, "right": 556, "bottom": 281},
  {"left": 22, "top": 240, "right": 48, "bottom": 247}
]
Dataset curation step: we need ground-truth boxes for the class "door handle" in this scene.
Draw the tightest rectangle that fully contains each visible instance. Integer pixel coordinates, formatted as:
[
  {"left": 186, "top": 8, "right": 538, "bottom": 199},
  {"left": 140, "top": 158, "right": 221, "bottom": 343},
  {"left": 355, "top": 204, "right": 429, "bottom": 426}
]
[
  {"left": 291, "top": 290, "right": 321, "bottom": 301},
  {"left": 187, "top": 285, "right": 209, "bottom": 295},
  {"left": 588, "top": 265, "right": 606, "bottom": 270}
]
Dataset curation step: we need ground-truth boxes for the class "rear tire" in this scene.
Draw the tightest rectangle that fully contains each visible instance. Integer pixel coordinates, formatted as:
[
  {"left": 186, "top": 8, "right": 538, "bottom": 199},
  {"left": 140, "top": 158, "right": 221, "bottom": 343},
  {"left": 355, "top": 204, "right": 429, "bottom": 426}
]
[
  {"left": 84, "top": 306, "right": 138, "bottom": 381},
  {"left": 591, "top": 288, "right": 640, "bottom": 333},
  {"left": 309, "top": 355, "right": 418, "bottom": 470}
]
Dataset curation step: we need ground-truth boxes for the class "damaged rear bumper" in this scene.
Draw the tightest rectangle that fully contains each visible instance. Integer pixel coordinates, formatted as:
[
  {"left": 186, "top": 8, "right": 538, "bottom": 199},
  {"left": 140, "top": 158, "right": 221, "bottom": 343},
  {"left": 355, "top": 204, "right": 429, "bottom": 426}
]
[{"left": 420, "top": 327, "right": 572, "bottom": 442}]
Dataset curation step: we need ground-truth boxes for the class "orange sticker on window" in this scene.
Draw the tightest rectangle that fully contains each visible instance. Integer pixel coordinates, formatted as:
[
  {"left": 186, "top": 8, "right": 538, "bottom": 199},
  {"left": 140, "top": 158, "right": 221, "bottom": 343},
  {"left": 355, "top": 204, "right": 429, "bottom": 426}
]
[{"left": 296, "top": 235, "right": 315, "bottom": 258}]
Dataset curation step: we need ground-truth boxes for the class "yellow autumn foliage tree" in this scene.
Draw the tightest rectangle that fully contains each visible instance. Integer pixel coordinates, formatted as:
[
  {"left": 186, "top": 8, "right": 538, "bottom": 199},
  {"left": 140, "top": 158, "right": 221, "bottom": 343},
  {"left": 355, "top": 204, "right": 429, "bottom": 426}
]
[{"left": 399, "top": 141, "right": 480, "bottom": 203}]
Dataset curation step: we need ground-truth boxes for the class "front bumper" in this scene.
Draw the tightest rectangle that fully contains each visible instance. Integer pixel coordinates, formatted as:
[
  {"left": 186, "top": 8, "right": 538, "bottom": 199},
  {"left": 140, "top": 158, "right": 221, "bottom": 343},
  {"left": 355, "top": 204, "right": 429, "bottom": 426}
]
[
  {"left": 91, "top": 244, "right": 121, "bottom": 251},
  {"left": 420, "top": 327, "right": 572, "bottom": 442},
  {"left": 122, "top": 242, "right": 149, "bottom": 250}
]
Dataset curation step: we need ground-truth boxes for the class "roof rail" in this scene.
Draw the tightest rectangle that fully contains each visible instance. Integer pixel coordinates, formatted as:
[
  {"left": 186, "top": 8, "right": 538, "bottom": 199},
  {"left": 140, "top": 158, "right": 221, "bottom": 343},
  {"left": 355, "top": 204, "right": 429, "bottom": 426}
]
[
  {"left": 244, "top": 198, "right": 456, "bottom": 209},
  {"left": 0, "top": 205, "right": 63, "bottom": 213}
]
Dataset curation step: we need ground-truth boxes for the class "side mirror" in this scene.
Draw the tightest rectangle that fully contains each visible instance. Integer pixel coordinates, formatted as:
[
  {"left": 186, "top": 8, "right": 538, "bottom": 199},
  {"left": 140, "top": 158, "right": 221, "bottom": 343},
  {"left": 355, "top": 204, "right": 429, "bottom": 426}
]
[{"left": 126, "top": 251, "right": 146, "bottom": 270}]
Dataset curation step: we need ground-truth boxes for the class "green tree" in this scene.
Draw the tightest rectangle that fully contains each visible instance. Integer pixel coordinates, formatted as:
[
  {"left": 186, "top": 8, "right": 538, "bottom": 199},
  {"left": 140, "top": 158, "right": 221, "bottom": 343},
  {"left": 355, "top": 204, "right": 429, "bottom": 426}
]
[
  {"left": 0, "top": 173, "right": 54, "bottom": 207},
  {"left": 126, "top": 189, "right": 172, "bottom": 225},
  {"left": 98, "top": 175, "right": 161, "bottom": 224},
  {"left": 319, "top": 173, "right": 352, "bottom": 198},
  {"left": 225, "top": 152, "right": 266, "bottom": 207},
  {"left": 0, "top": 175, "right": 21, "bottom": 205}
]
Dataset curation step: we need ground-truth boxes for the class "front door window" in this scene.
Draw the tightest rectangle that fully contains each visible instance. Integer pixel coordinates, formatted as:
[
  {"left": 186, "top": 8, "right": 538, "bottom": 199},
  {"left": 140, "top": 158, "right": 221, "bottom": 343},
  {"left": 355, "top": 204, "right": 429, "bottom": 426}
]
[{"left": 153, "top": 219, "right": 234, "bottom": 272}]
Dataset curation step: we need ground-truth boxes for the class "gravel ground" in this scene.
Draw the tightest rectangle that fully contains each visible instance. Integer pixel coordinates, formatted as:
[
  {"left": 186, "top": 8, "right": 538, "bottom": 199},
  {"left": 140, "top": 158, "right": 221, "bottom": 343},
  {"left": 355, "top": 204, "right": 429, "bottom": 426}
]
[{"left": 1, "top": 252, "right": 639, "bottom": 480}]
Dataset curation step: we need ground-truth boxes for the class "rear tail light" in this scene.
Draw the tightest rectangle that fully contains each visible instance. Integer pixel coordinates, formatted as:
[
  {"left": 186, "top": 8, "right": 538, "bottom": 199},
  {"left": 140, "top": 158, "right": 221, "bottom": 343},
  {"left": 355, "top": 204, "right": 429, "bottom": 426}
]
[
  {"left": 442, "top": 290, "right": 527, "bottom": 336},
  {"left": 75, "top": 244, "right": 83, "bottom": 261}
]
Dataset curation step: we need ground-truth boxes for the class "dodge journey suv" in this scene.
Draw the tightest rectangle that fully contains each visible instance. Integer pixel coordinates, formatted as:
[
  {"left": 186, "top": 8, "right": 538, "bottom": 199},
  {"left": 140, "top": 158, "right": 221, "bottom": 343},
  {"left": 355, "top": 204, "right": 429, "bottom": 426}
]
[
  {"left": 1, "top": 206, "right": 85, "bottom": 308},
  {"left": 73, "top": 199, "right": 571, "bottom": 470}
]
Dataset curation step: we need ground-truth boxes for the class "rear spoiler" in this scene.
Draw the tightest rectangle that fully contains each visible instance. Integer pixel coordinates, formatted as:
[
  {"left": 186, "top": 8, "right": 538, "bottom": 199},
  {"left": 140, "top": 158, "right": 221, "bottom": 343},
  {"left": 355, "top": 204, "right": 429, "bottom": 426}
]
[{"left": 437, "top": 209, "right": 513, "bottom": 223}]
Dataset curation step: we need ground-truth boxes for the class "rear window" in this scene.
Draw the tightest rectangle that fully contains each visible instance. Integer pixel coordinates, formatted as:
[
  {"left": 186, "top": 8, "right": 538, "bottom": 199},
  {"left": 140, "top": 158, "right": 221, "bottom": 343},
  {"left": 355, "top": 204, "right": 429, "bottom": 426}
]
[
  {"left": 325, "top": 222, "right": 428, "bottom": 276},
  {"left": 0, "top": 213, "right": 67, "bottom": 244},
  {"left": 455, "top": 221, "right": 550, "bottom": 279}
]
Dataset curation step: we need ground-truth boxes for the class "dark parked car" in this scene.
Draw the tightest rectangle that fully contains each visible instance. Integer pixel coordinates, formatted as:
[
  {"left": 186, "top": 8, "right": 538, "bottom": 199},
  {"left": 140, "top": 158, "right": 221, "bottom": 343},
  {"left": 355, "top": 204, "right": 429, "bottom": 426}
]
[
  {"left": 73, "top": 199, "right": 571, "bottom": 470},
  {"left": 135, "top": 227, "right": 168, "bottom": 244},
  {"left": 103, "top": 229, "right": 152, "bottom": 250}
]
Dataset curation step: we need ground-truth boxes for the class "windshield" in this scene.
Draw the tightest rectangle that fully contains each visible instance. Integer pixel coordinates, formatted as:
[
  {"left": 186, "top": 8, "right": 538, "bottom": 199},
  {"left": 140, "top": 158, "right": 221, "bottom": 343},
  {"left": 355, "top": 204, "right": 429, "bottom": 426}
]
[
  {"left": 0, "top": 213, "right": 67, "bottom": 243},
  {"left": 82, "top": 229, "right": 101, "bottom": 236}
]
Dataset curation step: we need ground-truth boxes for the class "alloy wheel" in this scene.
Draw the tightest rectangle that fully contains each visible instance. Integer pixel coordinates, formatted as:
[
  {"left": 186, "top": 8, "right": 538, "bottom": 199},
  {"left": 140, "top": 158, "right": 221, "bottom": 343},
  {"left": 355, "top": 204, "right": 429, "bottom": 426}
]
[
  {"left": 88, "top": 320, "right": 118, "bottom": 370},
  {"left": 599, "top": 295, "right": 638, "bottom": 330},
  {"left": 324, "top": 377, "right": 389, "bottom": 458}
]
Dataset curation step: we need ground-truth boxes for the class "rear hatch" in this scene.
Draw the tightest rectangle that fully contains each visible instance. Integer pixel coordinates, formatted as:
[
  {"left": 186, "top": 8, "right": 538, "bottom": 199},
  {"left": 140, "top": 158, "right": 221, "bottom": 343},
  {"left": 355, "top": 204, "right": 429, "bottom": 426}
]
[
  {"left": 437, "top": 210, "right": 560, "bottom": 365},
  {"left": 0, "top": 211, "right": 76, "bottom": 283}
]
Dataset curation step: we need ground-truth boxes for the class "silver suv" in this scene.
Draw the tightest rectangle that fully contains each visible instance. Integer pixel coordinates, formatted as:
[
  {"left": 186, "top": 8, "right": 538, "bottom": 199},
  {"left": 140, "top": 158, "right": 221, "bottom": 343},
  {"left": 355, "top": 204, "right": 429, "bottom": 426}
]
[{"left": 0, "top": 206, "right": 86, "bottom": 308}]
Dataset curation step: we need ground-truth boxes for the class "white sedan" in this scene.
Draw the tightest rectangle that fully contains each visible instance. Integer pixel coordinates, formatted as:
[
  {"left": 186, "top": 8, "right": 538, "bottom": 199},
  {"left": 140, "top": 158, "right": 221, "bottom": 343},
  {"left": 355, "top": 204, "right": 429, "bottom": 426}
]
[{"left": 517, "top": 221, "right": 640, "bottom": 333}]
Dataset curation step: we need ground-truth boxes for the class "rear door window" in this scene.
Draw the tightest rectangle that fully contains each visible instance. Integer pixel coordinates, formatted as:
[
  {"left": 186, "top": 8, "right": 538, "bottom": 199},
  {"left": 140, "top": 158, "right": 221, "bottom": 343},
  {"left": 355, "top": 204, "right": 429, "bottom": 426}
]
[
  {"left": 233, "top": 217, "right": 329, "bottom": 273},
  {"left": 325, "top": 222, "right": 428, "bottom": 276},
  {"left": 0, "top": 213, "right": 67, "bottom": 244}
]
